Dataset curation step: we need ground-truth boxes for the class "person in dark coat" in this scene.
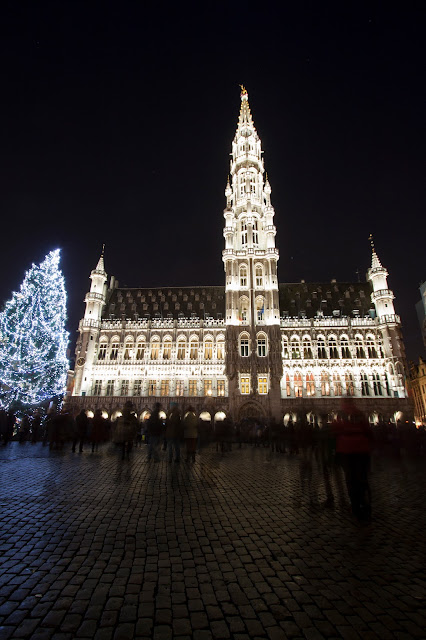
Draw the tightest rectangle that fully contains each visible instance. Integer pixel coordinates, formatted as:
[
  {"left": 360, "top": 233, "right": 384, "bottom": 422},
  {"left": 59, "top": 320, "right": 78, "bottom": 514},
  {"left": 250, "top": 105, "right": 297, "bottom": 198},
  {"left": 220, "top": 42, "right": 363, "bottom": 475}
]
[
  {"left": 115, "top": 402, "right": 138, "bottom": 460},
  {"left": 73, "top": 410, "right": 89, "bottom": 452},
  {"left": 90, "top": 410, "right": 107, "bottom": 452},
  {"left": 31, "top": 410, "right": 42, "bottom": 443},
  {"left": 147, "top": 403, "right": 163, "bottom": 461},
  {"left": 165, "top": 403, "right": 182, "bottom": 462}
]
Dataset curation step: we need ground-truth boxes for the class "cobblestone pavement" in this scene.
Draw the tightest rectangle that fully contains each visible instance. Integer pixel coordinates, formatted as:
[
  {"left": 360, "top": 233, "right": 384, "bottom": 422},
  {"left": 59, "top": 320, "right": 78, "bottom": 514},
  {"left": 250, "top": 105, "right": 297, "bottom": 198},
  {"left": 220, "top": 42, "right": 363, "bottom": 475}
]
[{"left": 0, "top": 442, "right": 425, "bottom": 640}]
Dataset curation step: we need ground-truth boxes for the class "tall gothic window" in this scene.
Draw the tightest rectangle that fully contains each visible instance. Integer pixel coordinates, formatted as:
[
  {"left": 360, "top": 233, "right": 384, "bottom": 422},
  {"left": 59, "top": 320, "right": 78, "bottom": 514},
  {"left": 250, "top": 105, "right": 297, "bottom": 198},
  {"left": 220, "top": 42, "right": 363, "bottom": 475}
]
[
  {"left": 253, "top": 219, "right": 259, "bottom": 245},
  {"left": 204, "top": 341, "right": 213, "bottom": 360},
  {"left": 258, "top": 377, "right": 268, "bottom": 394},
  {"left": 306, "top": 373, "right": 315, "bottom": 396},
  {"left": 255, "top": 265, "right": 263, "bottom": 287},
  {"left": 317, "top": 338, "right": 327, "bottom": 359},
  {"left": 161, "top": 380, "right": 169, "bottom": 396},
  {"left": 98, "top": 342, "right": 107, "bottom": 360},
  {"left": 283, "top": 338, "right": 289, "bottom": 359},
  {"left": 372, "top": 373, "right": 382, "bottom": 396},
  {"left": 204, "top": 380, "right": 212, "bottom": 396},
  {"left": 120, "top": 380, "right": 129, "bottom": 396},
  {"left": 303, "top": 338, "right": 312, "bottom": 359},
  {"left": 148, "top": 380, "right": 156, "bottom": 396},
  {"left": 257, "top": 336, "right": 267, "bottom": 357},
  {"left": 240, "top": 337, "right": 249, "bottom": 357},
  {"left": 93, "top": 380, "right": 102, "bottom": 396},
  {"left": 329, "top": 338, "right": 338, "bottom": 359},
  {"left": 333, "top": 373, "right": 342, "bottom": 396},
  {"left": 321, "top": 371, "right": 330, "bottom": 396},
  {"left": 240, "top": 377, "right": 250, "bottom": 394},
  {"left": 345, "top": 372, "right": 355, "bottom": 396},
  {"left": 190, "top": 341, "right": 198, "bottom": 360},
  {"left": 163, "top": 339, "right": 172, "bottom": 360},
  {"left": 217, "top": 380, "right": 226, "bottom": 396},
  {"left": 355, "top": 337, "right": 366, "bottom": 359},
  {"left": 241, "top": 221, "right": 248, "bottom": 246},
  {"left": 366, "top": 338, "right": 378, "bottom": 358},
  {"left": 123, "top": 342, "right": 133, "bottom": 360},
  {"left": 151, "top": 340, "right": 160, "bottom": 360},
  {"left": 133, "top": 380, "right": 142, "bottom": 396},
  {"left": 340, "top": 337, "right": 351, "bottom": 358},
  {"left": 285, "top": 374, "right": 291, "bottom": 397},
  {"left": 256, "top": 298, "right": 264, "bottom": 322},
  {"left": 110, "top": 343, "right": 119, "bottom": 360},
  {"left": 189, "top": 380, "right": 197, "bottom": 396},
  {"left": 294, "top": 373, "right": 303, "bottom": 397},
  {"left": 361, "top": 373, "right": 370, "bottom": 396},
  {"left": 136, "top": 341, "right": 145, "bottom": 359},
  {"left": 240, "top": 265, "right": 247, "bottom": 287},
  {"left": 291, "top": 338, "right": 300, "bottom": 359},
  {"left": 175, "top": 380, "right": 184, "bottom": 396},
  {"left": 217, "top": 340, "right": 224, "bottom": 360},
  {"left": 177, "top": 340, "right": 186, "bottom": 360},
  {"left": 106, "top": 380, "right": 115, "bottom": 396}
]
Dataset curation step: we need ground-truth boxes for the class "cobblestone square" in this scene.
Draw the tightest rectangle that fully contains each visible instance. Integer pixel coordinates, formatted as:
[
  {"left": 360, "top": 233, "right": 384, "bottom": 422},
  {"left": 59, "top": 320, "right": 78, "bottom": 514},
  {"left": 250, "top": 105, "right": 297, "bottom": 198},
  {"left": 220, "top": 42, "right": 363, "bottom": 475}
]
[{"left": 0, "top": 443, "right": 425, "bottom": 639}]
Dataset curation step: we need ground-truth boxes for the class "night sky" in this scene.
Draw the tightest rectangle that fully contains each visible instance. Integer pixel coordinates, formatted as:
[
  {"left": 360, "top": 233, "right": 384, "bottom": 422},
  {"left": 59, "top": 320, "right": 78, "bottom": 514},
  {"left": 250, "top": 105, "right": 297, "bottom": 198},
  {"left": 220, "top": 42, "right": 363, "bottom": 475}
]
[{"left": 1, "top": 2, "right": 425, "bottom": 364}]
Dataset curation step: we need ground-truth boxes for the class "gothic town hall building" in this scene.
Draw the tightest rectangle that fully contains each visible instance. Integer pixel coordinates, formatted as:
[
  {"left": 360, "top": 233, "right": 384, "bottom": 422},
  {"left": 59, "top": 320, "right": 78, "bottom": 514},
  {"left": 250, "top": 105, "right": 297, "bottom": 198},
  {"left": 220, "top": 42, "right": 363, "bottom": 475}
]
[{"left": 68, "top": 88, "right": 410, "bottom": 425}]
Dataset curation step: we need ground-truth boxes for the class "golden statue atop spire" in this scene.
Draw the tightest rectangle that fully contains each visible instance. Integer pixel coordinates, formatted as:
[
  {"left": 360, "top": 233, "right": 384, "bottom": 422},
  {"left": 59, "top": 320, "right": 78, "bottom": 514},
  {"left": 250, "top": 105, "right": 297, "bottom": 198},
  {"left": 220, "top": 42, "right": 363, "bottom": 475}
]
[
  {"left": 240, "top": 84, "right": 247, "bottom": 96},
  {"left": 369, "top": 233, "right": 375, "bottom": 250}
]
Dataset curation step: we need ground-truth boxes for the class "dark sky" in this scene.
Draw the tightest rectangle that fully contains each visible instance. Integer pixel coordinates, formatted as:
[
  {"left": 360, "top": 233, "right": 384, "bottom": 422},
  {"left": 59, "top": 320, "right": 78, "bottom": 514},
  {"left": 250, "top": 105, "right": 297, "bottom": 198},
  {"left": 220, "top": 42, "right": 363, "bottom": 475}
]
[{"left": 1, "top": 1, "right": 425, "bottom": 363}]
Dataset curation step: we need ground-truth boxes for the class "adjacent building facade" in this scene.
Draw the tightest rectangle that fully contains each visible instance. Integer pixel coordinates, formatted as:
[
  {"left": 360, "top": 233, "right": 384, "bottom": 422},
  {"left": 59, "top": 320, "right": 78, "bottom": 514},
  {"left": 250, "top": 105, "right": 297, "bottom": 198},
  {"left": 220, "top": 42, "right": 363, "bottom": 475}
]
[{"left": 67, "top": 88, "right": 411, "bottom": 425}]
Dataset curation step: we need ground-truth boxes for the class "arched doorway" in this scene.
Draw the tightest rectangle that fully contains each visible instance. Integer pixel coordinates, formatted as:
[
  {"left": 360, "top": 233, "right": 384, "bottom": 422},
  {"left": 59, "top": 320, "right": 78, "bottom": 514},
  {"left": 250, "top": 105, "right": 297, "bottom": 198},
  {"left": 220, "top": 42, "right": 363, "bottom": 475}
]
[{"left": 237, "top": 402, "right": 266, "bottom": 422}]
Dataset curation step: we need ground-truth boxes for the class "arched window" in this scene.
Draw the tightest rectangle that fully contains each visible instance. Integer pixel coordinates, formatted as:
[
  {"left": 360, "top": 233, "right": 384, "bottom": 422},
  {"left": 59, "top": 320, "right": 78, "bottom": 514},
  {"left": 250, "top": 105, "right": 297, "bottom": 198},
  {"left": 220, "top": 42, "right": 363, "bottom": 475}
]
[
  {"left": 256, "top": 297, "right": 265, "bottom": 322},
  {"left": 355, "top": 336, "right": 365, "bottom": 359},
  {"left": 255, "top": 265, "right": 263, "bottom": 288},
  {"left": 302, "top": 337, "right": 312, "bottom": 359},
  {"left": 177, "top": 339, "right": 186, "bottom": 360},
  {"left": 257, "top": 334, "right": 267, "bottom": 357},
  {"left": 217, "top": 338, "right": 225, "bottom": 360},
  {"left": 239, "top": 297, "right": 249, "bottom": 324},
  {"left": 253, "top": 219, "right": 259, "bottom": 245},
  {"left": 333, "top": 372, "right": 342, "bottom": 396},
  {"left": 241, "top": 222, "right": 248, "bottom": 246},
  {"left": 294, "top": 373, "right": 303, "bottom": 397},
  {"left": 282, "top": 338, "right": 289, "bottom": 359},
  {"left": 366, "top": 336, "right": 378, "bottom": 358},
  {"left": 345, "top": 372, "right": 355, "bottom": 396},
  {"left": 317, "top": 337, "right": 327, "bottom": 359},
  {"left": 110, "top": 342, "right": 119, "bottom": 360},
  {"left": 190, "top": 340, "right": 198, "bottom": 360},
  {"left": 306, "top": 373, "right": 315, "bottom": 396},
  {"left": 328, "top": 337, "right": 338, "bottom": 359},
  {"left": 290, "top": 337, "right": 300, "bottom": 359},
  {"left": 151, "top": 338, "right": 160, "bottom": 360},
  {"left": 163, "top": 338, "right": 172, "bottom": 360},
  {"left": 136, "top": 340, "right": 145, "bottom": 360},
  {"left": 285, "top": 373, "right": 291, "bottom": 397},
  {"left": 204, "top": 340, "right": 213, "bottom": 360},
  {"left": 340, "top": 336, "right": 351, "bottom": 359},
  {"left": 372, "top": 373, "right": 382, "bottom": 395},
  {"left": 240, "top": 265, "right": 248, "bottom": 287},
  {"left": 240, "top": 334, "right": 250, "bottom": 357},
  {"left": 321, "top": 371, "right": 330, "bottom": 396},
  {"left": 98, "top": 341, "right": 107, "bottom": 360},
  {"left": 361, "top": 372, "right": 370, "bottom": 396},
  {"left": 123, "top": 340, "right": 133, "bottom": 360}
]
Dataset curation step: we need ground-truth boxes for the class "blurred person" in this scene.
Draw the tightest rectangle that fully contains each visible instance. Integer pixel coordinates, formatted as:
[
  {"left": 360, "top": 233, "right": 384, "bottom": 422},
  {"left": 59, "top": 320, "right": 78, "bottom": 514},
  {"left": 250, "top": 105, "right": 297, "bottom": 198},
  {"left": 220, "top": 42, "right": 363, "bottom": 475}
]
[
  {"left": 147, "top": 402, "right": 163, "bottom": 461},
  {"left": 332, "top": 399, "right": 373, "bottom": 522},
  {"left": 165, "top": 403, "right": 182, "bottom": 463},
  {"left": 115, "top": 401, "right": 138, "bottom": 460},
  {"left": 73, "top": 409, "right": 89, "bottom": 453},
  {"left": 183, "top": 406, "right": 198, "bottom": 462}
]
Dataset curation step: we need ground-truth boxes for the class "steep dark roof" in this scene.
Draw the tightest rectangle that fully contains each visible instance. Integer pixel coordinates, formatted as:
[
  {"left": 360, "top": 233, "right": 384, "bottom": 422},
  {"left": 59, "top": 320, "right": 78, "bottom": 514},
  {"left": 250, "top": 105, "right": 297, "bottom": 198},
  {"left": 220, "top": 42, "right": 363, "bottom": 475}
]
[
  {"left": 103, "top": 286, "right": 226, "bottom": 320},
  {"left": 279, "top": 281, "right": 374, "bottom": 319},
  {"left": 102, "top": 281, "right": 374, "bottom": 321}
]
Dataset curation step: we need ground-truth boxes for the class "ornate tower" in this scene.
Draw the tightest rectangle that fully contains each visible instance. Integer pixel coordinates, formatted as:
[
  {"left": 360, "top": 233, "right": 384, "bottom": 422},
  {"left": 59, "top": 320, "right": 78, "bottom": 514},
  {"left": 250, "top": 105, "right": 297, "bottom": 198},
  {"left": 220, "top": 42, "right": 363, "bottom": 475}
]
[
  {"left": 223, "top": 87, "right": 282, "bottom": 420},
  {"left": 367, "top": 237, "right": 406, "bottom": 398},
  {"left": 73, "top": 249, "right": 108, "bottom": 396}
]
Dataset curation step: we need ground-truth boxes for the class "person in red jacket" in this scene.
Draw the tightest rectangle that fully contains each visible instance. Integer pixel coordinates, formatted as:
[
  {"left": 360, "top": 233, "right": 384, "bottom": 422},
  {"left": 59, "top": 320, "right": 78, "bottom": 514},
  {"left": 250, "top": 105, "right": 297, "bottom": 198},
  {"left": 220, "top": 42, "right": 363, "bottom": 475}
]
[{"left": 332, "top": 399, "right": 373, "bottom": 522}]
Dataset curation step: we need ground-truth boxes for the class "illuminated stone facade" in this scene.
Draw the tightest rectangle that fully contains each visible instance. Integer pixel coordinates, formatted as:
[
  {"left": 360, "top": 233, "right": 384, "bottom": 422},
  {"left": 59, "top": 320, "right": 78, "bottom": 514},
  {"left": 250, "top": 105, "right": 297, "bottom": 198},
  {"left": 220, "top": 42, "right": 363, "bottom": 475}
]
[{"left": 68, "top": 89, "right": 411, "bottom": 424}]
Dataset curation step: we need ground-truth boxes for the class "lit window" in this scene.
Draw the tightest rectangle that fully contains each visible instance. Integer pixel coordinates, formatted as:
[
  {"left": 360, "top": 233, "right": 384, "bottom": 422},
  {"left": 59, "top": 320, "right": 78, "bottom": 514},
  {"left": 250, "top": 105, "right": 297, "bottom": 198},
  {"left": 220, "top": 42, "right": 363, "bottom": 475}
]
[
  {"left": 294, "top": 373, "right": 303, "bottom": 397},
  {"left": 303, "top": 339, "right": 312, "bottom": 359},
  {"left": 341, "top": 338, "right": 350, "bottom": 358},
  {"left": 106, "top": 380, "right": 114, "bottom": 396},
  {"left": 317, "top": 339, "right": 326, "bottom": 359},
  {"left": 175, "top": 380, "right": 184, "bottom": 396},
  {"left": 241, "top": 222, "right": 248, "bottom": 246},
  {"left": 177, "top": 341, "right": 186, "bottom": 360},
  {"left": 240, "top": 265, "right": 247, "bottom": 286},
  {"left": 283, "top": 339, "right": 289, "bottom": 358},
  {"left": 258, "top": 377, "right": 268, "bottom": 394},
  {"left": 240, "top": 338, "right": 249, "bottom": 357},
  {"left": 120, "top": 380, "right": 129, "bottom": 396},
  {"left": 190, "top": 341, "right": 198, "bottom": 360},
  {"left": 148, "top": 380, "right": 156, "bottom": 396},
  {"left": 98, "top": 343, "right": 107, "bottom": 360},
  {"left": 161, "top": 380, "right": 169, "bottom": 396},
  {"left": 257, "top": 337, "right": 267, "bottom": 357},
  {"left": 204, "top": 341, "right": 213, "bottom": 360},
  {"left": 151, "top": 341, "right": 159, "bottom": 360},
  {"left": 136, "top": 342, "right": 145, "bottom": 359},
  {"left": 110, "top": 343, "right": 119, "bottom": 360},
  {"left": 291, "top": 339, "right": 300, "bottom": 359},
  {"left": 286, "top": 373, "right": 291, "bottom": 397},
  {"left": 321, "top": 372, "right": 330, "bottom": 396},
  {"left": 329, "top": 338, "right": 338, "bottom": 359},
  {"left": 333, "top": 373, "right": 342, "bottom": 396},
  {"left": 345, "top": 372, "right": 355, "bottom": 396},
  {"left": 217, "top": 341, "right": 225, "bottom": 360},
  {"left": 204, "top": 380, "right": 212, "bottom": 396},
  {"left": 241, "top": 377, "right": 250, "bottom": 394},
  {"left": 93, "top": 380, "right": 102, "bottom": 396},
  {"left": 217, "top": 380, "right": 226, "bottom": 396},
  {"left": 133, "top": 380, "right": 142, "bottom": 396},
  {"left": 255, "top": 265, "right": 263, "bottom": 288},
  {"left": 372, "top": 373, "right": 382, "bottom": 396},
  {"left": 306, "top": 373, "right": 315, "bottom": 396},
  {"left": 253, "top": 219, "right": 259, "bottom": 245},
  {"left": 256, "top": 299, "right": 264, "bottom": 322},
  {"left": 189, "top": 380, "right": 197, "bottom": 396},
  {"left": 163, "top": 340, "right": 171, "bottom": 360}
]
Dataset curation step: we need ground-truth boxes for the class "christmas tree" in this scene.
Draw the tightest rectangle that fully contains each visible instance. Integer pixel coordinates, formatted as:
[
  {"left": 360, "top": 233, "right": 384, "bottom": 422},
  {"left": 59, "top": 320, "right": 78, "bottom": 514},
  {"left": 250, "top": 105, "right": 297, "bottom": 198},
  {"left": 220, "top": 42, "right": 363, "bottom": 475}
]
[{"left": 0, "top": 249, "right": 69, "bottom": 409}]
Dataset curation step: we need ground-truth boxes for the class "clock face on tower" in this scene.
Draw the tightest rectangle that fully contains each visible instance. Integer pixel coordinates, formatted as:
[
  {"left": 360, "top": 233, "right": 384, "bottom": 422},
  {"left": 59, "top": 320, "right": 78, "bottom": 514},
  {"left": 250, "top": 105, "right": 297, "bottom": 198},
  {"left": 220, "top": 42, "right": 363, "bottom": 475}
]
[{"left": 76, "top": 357, "right": 85, "bottom": 367}]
